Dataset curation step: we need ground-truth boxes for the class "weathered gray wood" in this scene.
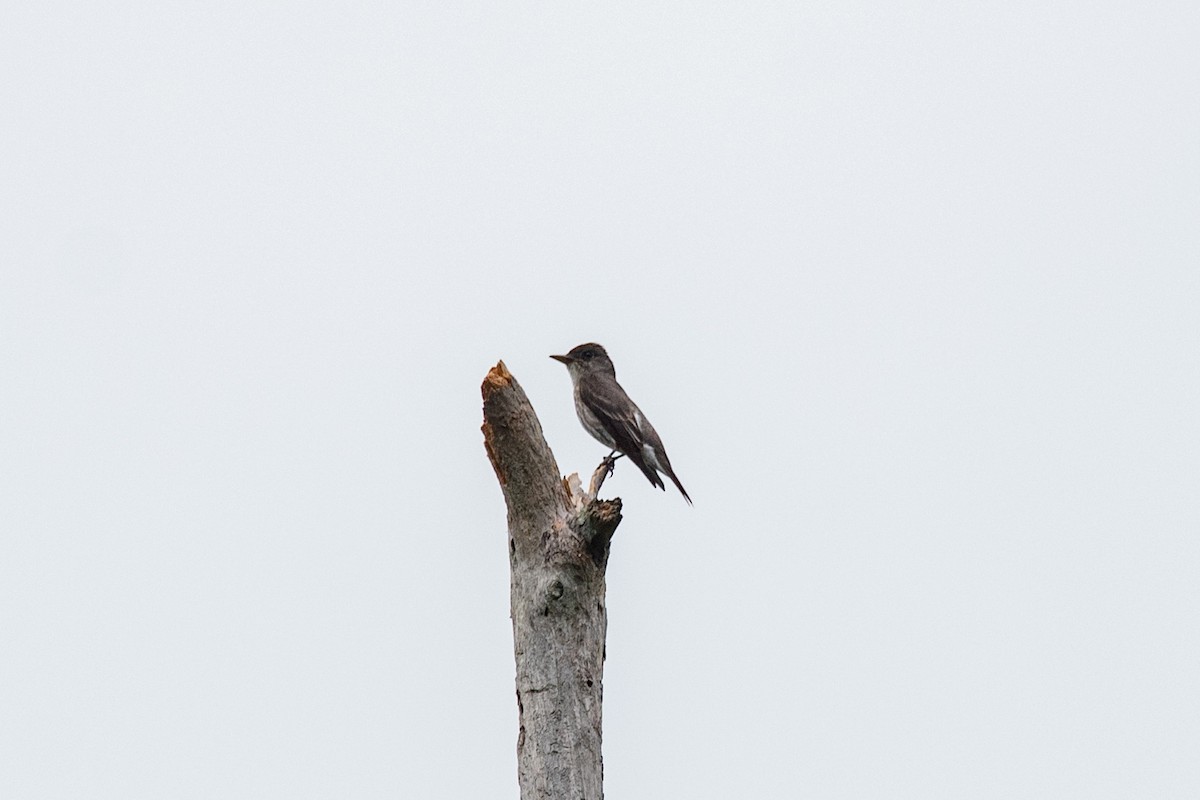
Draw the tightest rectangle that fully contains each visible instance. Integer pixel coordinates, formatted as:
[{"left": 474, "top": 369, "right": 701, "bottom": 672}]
[{"left": 482, "top": 361, "right": 622, "bottom": 800}]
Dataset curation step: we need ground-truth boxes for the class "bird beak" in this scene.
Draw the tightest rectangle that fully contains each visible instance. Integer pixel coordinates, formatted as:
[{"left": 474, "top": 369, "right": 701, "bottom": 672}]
[{"left": 549, "top": 354, "right": 573, "bottom": 364}]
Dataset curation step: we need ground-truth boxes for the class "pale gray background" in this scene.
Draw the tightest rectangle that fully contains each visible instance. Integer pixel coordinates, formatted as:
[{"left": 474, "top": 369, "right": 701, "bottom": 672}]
[{"left": 3, "top": 2, "right": 1198, "bottom": 798}]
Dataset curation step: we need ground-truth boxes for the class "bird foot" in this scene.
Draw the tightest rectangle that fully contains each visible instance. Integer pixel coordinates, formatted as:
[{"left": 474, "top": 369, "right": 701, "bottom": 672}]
[{"left": 589, "top": 452, "right": 623, "bottom": 498}]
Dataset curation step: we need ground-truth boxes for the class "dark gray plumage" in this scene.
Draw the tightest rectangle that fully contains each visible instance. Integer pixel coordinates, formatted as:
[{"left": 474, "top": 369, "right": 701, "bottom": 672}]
[{"left": 551, "top": 343, "right": 691, "bottom": 504}]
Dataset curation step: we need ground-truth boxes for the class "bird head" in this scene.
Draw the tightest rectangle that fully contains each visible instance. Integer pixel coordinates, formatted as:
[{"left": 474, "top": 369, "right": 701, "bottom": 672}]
[{"left": 550, "top": 343, "right": 616, "bottom": 377}]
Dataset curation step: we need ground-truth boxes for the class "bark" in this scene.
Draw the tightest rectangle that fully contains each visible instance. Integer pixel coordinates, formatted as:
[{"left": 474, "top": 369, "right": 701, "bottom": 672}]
[{"left": 481, "top": 361, "right": 622, "bottom": 800}]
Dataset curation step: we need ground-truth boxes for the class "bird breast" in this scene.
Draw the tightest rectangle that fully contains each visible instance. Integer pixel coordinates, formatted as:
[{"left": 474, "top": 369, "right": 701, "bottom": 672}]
[{"left": 574, "top": 385, "right": 618, "bottom": 449}]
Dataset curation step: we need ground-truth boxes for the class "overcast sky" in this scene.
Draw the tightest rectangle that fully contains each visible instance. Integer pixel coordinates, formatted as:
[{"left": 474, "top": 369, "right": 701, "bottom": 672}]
[{"left": 3, "top": 2, "right": 1198, "bottom": 798}]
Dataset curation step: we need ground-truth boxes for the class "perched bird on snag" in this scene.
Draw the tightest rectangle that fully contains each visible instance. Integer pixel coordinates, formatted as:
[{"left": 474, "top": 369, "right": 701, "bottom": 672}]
[{"left": 551, "top": 343, "right": 691, "bottom": 505}]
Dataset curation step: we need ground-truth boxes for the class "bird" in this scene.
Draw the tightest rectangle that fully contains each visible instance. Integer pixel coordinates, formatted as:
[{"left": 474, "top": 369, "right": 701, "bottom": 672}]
[{"left": 550, "top": 343, "right": 691, "bottom": 504}]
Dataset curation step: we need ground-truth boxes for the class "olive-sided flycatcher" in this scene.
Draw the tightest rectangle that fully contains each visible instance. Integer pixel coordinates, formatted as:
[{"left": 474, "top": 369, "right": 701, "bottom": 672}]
[{"left": 551, "top": 343, "right": 691, "bottom": 504}]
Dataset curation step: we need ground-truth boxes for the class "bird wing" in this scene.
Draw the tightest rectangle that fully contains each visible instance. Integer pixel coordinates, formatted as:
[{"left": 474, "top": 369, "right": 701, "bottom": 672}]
[{"left": 580, "top": 373, "right": 666, "bottom": 490}]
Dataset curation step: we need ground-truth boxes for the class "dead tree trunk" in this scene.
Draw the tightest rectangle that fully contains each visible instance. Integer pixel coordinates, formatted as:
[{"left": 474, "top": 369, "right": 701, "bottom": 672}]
[{"left": 481, "top": 361, "right": 622, "bottom": 800}]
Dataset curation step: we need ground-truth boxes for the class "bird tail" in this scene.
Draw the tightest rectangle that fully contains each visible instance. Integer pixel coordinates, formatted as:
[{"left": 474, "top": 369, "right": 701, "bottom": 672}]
[
  {"left": 628, "top": 449, "right": 692, "bottom": 505},
  {"left": 664, "top": 468, "right": 692, "bottom": 505}
]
